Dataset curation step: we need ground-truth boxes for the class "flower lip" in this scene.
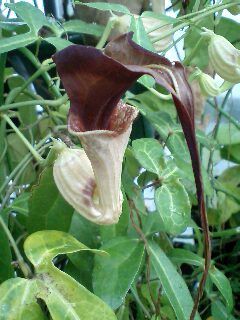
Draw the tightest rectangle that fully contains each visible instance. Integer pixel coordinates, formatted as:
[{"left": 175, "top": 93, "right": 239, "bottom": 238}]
[
  {"left": 52, "top": 41, "right": 143, "bottom": 133},
  {"left": 52, "top": 32, "right": 193, "bottom": 135}
]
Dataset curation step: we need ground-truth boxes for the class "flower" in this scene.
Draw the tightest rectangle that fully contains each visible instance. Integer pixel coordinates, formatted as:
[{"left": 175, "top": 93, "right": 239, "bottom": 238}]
[
  {"left": 52, "top": 32, "right": 204, "bottom": 227},
  {"left": 52, "top": 32, "right": 210, "bottom": 318}
]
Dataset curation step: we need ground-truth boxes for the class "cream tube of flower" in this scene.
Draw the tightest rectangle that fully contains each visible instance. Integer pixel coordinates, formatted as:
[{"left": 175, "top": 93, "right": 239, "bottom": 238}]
[{"left": 54, "top": 102, "right": 138, "bottom": 225}]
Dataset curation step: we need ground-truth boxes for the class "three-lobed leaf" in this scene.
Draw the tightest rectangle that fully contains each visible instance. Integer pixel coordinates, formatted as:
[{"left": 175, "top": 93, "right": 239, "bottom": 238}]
[{"left": 0, "top": 231, "right": 117, "bottom": 320}]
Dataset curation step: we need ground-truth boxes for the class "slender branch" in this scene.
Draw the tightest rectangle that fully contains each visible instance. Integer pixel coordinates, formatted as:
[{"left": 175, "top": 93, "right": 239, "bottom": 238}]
[
  {"left": 212, "top": 227, "right": 240, "bottom": 238},
  {"left": 207, "top": 99, "right": 240, "bottom": 130},
  {"left": 19, "top": 48, "right": 61, "bottom": 98},
  {"left": 130, "top": 285, "right": 151, "bottom": 319},
  {"left": 5, "top": 63, "right": 56, "bottom": 104},
  {"left": 96, "top": 17, "right": 117, "bottom": 49},
  {"left": 150, "top": 2, "right": 239, "bottom": 43},
  {"left": 0, "top": 216, "right": 31, "bottom": 278},
  {"left": 2, "top": 114, "right": 44, "bottom": 164},
  {"left": 0, "top": 134, "right": 52, "bottom": 195},
  {"left": 0, "top": 94, "right": 68, "bottom": 111}
]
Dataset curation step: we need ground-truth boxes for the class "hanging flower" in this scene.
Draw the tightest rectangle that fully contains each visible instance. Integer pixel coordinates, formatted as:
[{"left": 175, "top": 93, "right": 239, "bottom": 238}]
[
  {"left": 52, "top": 30, "right": 208, "bottom": 244},
  {"left": 52, "top": 31, "right": 210, "bottom": 319}
]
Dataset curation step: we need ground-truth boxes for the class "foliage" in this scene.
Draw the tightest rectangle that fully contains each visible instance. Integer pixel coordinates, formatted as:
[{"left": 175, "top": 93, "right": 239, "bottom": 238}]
[{"left": 0, "top": 1, "right": 240, "bottom": 319}]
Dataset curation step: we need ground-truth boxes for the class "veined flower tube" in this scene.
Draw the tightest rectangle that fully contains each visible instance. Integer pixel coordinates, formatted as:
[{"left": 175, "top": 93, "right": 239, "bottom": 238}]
[
  {"left": 53, "top": 101, "right": 137, "bottom": 224},
  {"left": 53, "top": 34, "right": 210, "bottom": 317}
]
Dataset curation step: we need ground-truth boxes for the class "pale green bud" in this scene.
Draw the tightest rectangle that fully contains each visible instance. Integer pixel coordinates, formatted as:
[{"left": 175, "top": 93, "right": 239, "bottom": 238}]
[{"left": 202, "top": 28, "right": 240, "bottom": 83}]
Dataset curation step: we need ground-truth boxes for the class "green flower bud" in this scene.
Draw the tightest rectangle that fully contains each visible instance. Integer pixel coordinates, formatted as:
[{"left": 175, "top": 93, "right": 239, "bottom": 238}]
[
  {"left": 191, "top": 68, "right": 220, "bottom": 97},
  {"left": 202, "top": 28, "right": 240, "bottom": 83}
]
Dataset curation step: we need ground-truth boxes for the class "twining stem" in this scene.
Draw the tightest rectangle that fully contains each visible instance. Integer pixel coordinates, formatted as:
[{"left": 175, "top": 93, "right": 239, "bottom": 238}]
[
  {"left": 19, "top": 48, "right": 61, "bottom": 98},
  {"left": 1, "top": 143, "right": 51, "bottom": 209},
  {"left": 207, "top": 97, "right": 240, "bottom": 130},
  {"left": 96, "top": 17, "right": 117, "bottom": 49},
  {"left": 0, "top": 134, "right": 52, "bottom": 196},
  {"left": 212, "top": 227, "right": 240, "bottom": 238},
  {"left": 5, "top": 63, "right": 56, "bottom": 105},
  {"left": 130, "top": 285, "right": 151, "bottom": 319},
  {"left": 0, "top": 94, "right": 68, "bottom": 111},
  {"left": 0, "top": 53, "right": 7, "bottom": 105},
  {"left": 146, "top": 87, "right": 172, "bottom": 101},
  {"left": 0, "top": 216, "right": 31, "bottom": 278},
  {"left": 207, "top": 90, "right": 232, "bottom": 173},
  {"left": 2, "top": 114, "right": 44, "bottom": 164},
  {"left": 149, "top": 2, "right": 240, "bottom": 43}
]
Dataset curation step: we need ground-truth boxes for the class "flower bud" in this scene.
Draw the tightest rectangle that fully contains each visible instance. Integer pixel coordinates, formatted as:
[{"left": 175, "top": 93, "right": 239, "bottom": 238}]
[
  {"left": 202, "top": 28, "right": 240, "bottom": 83},
  {"left": 141, "top": 16, "right": 172, "bottom": 51},
  {"left": 191, "top": 68, "right": 220, "bottom": 97},
  {"left": 111, "top": 14, "right": 172, "bottom": 52}
]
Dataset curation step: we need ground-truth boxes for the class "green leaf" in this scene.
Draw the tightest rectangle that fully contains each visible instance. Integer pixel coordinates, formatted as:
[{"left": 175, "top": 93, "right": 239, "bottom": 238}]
[
  {"left": 168, "top": 249, "right": 233, "bottom": 311},
  {"left": 141, "top": 11, "right": 177, "bottom": 24},
  {"left": 93, "top": 237, "right": 144, "bottom": 309},
  {"left": 0, "top": 2, "right": 49, "bottom": 54},
  {"left": 0, "top": 278, "right": 45, "bottom": 320},
  {"left": 68, "top": 212, "right": 99, "bottom": 291},
  {"left": 211, "top": 300, "right": 236, "bottom": 320},
  {"left": 209, "top": 267, "right": 233, "bottom": 312},
  {"left": 132, "top": 138, "right": 164, "bottom": 176},
  {"left": 6, "top": 133, "right": 36, "bottom": 185},
  {"left": 9, "top": 193, "right": 29, "bottom": 216},
  {"left": 77, "top": 2, "right": 130, "bottom": 14},
  {"left": 130, "top": 16, "right": 155, "bottom": 88},
  {"left": 24, "top": 230, "right": 116, "bottom": 320},
  {"left": 100, "top": 191, "right": 130, "bottom": 242},
  {"left": 44, "top": 37, "right": 73, "bottom": 50},
  {"left": 155, "top": 179, "right": 191, "bottom": 235},
  {"left": 0, "top": 118, "right": 7, "bottom": 187},
  {"left": 0, "top": 34, "right": 37, "bottom": 55},
  {"left": 148, "top": 241, "right": 201, "bottom": 320},
  {"left": 168, "top": 249, "right": 204, "bottom": 267},
  {"left": 28, "top": 166, "right": 74, "bottom": 233},
  {"left": 184, "top": 17, "right": 213, "bottom": 69},
  {"left": 0, "top": 213, "right": 14, "bottom": 284},
  {"left": 6, "top": 2, "right": 49, "bottom": 34},
  {"left": 62, "top": 20, "right": 104, "bottom": 37},
  {"left": 216, "top": 123, "right": 240, "bottom": 145},
  {"left": 216, "top": 17, "right": 240, "bottom": 50},
  {"left": 24, "top": 230, "right": 89, "bottom": 265}
]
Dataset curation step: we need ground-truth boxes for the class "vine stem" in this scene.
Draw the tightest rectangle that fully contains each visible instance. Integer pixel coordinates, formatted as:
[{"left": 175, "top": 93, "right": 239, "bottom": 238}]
[
  {"left": 5, "top": 62, "right": 56, "bottom": 105},
  {"left": 0, "top": 216, "right": 31, "bottom": 278},
  {"left": 150, "top": 2, "right": 239, "bottom": 43},
  {"left": 19, "top": 48, "right": 61, "bottom": 98},
  {"left": 0, "top": 134, "right": 52, "bottom": 196},
  {"left": 2, "top": 114, "right": 44, "bottom": 164},
  {"left": 0, "top": 94, "right": 68, "bottom": 111},
  {"left": 207, "top": 98, "right": 240, "bottom": 130},
  {"left": 96, "top": 17, "right": 117, "bottom": 49}
]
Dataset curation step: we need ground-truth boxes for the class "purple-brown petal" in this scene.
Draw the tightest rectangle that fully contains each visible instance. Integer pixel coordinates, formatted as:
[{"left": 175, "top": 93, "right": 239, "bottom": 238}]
[{"left": 53, "top": 45, "right": 142, "bottom": 132}]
